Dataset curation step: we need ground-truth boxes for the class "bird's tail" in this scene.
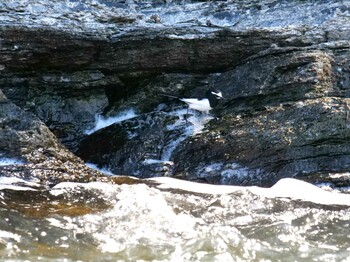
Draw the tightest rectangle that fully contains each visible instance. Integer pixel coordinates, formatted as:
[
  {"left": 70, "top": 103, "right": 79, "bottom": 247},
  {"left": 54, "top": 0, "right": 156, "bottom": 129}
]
[{"left": 159, "top": 93, "right": 180, "bottom": 99}]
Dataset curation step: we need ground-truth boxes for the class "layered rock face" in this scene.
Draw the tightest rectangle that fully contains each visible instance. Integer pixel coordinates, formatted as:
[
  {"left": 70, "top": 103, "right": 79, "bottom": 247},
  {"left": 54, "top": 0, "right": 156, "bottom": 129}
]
[
  {"left": 1, "top": 0, "right": 350, "bottom": 187},
  {"left": 0, "top": 90, "right": 105, "bottom": 185}
]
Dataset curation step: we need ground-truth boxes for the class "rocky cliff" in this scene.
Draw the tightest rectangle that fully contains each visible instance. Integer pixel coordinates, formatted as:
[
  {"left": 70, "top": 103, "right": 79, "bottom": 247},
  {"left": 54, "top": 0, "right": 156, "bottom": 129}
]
[{"left": 1, "top": 0, "right": 350, "bottom": 187}]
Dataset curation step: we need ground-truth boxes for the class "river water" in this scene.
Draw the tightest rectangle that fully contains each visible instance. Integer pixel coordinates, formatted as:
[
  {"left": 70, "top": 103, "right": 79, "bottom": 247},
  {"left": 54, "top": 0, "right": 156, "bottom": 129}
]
[{"left": 1, "top": 176, "right": 350, "bottom": 261}]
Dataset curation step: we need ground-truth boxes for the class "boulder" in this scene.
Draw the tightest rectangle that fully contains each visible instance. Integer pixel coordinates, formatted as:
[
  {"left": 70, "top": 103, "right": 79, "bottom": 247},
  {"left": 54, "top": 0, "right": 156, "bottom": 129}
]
[{"left": 0, "top": 90, "right": 105, "bottom": 186}]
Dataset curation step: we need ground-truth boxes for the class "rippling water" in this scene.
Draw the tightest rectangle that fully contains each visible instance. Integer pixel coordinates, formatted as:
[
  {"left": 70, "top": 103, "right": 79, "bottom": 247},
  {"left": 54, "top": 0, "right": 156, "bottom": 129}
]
[{"left": 1, "top": 177, "right": 350, "bottom": 261}]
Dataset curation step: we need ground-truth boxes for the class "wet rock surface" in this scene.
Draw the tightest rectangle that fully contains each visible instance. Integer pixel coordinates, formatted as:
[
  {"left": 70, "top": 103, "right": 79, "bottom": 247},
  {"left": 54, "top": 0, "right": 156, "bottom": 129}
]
[
  {"left": 0, "top": 90, "right": 107, "bottom": 186},
  {"left": 1, "top": 0, "right": 350, "bottom": 187},
  {"left": 77, "top": 112, "right": 183, "bottom": 178}
]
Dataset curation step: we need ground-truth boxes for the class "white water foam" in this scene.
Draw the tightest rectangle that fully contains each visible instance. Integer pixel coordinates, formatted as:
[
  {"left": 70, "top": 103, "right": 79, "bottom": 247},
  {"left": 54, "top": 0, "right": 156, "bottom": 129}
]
[
  {"left": 150, "top": 177, "right": 350, "bottom": 206},
  {"left": 84, "top": 109, "right": 138, "bottom": 135},
  {"left": 253, "top": 178, "right": 350, "bottom": 206},
  {"left": 161, "top": 109, "right": 213, "bottom": 161},
  {"left": 316, "top": 182, "right": 350, "bottom": 194},
  {"left": 0, "top": 230, "right": 21, "bottom": 243},
  {"left": 85, "top": 162, "right": 115, "bottom": 176},
  {"left": 44, "top": 177, "right": 350, "bottom": 260},
  {"left": 166, "top": 108, "right": 213, "bottom": 135},
  {"left": 50, "top": 181, "right": 118, "bottom": 197},
  {"left": 0, "top": 158, "right": 25, "bottom": 166},
  {"left": 49, "top": 182, "right": 199, "bottom": 254},
  {"left": 0, "top": 177, "right": 39, "bottom": 191},
  {"left": 143, "top": 159, "right": 174, "bottom": 165}
]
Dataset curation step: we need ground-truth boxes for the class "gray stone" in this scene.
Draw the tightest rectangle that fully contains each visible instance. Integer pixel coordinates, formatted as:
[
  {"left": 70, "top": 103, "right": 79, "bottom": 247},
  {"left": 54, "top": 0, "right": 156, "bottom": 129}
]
[{"left": 0, "top": 92, "right": 104, "bottom": 186}]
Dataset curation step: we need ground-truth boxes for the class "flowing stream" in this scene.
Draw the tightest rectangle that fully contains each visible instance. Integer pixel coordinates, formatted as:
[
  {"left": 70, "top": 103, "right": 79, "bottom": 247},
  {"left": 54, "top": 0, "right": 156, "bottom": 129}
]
[{"left": 1, "top": 176, "right": 350, "bottom": 261}]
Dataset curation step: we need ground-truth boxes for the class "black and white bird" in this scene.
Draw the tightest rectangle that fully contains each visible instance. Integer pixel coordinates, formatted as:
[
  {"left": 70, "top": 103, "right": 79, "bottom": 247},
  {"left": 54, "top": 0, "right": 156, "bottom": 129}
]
[{"left": 160, "top": 89, "right": 224, "bottom": 113}]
